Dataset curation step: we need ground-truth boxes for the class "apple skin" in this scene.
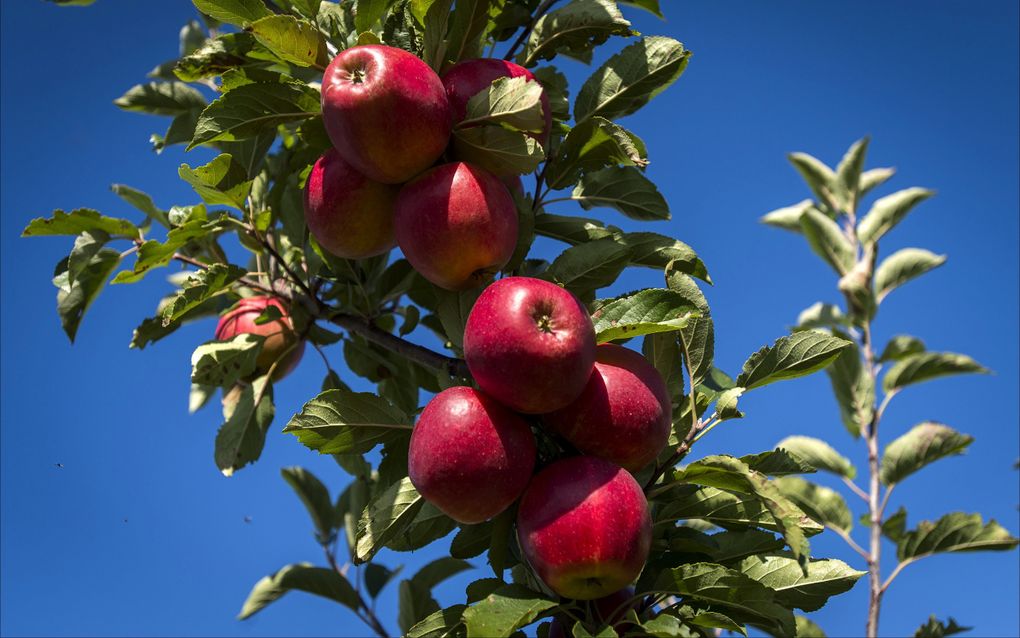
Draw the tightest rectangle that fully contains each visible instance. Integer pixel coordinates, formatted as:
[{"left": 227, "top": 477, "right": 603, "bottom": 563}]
[
  {"left": 321, "top": 45, "right": 451, "bottom": 184},
  {"left": 303, "top": 149, "right": 399, "bottom": 259},
  {"left": 408, "top": 386, "right": 536, "bottom": 524},
  {"left": 542, "top": 344, "right": 671, "bottom": 472},
  {"left": 464, "top": 277, "right": 596, "bottom": 414},
  {"left": 394, "top": 162, "right": 518, "bottom": 291},
  {"left": 442, "top": 58, "right": 551, "bottom": 142},
  {"left": 517, "top": 456, "right": 652, "bottom": 600},
  {"left": 214, "top": 296, "right": 305, "bottom": 380},
  {"left": 548, "top": 588, "right": 638, "bottom": 637}
]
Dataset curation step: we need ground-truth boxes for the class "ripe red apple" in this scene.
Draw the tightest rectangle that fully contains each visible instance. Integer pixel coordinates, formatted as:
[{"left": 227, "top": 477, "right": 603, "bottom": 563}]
[
  {"left": 442, "top": 58, "right": 551, "bottom": 142},
  {"left": 517, "top": 456, "right": 652, "bottom": 600},
  {"left": 548, "top": 588, "right": 639, "bottom": 637},
  {"left": 214, "top": 296, "right": 304, "bottom": 379},
  {"left": 321, "top": 45, "right": 451, "bottom": 184},
  {"left": 408, "top": 386, "right": 536, "bottom": 524},
  {"left": 464, "top": 277, "right": 596, "bottom": 414},
  {"left": 303, "top": 149, "right": 399, "bottom": 259},
  {"left": 543, "top": 344, "right": 671, "bottom": 472},
  {"left": 394, "top": 162, "right": 518, "bottom": 291}
]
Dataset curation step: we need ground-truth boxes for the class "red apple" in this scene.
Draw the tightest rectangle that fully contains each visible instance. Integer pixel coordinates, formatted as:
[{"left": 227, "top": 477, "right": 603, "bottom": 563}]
[
  {"left": 408, "top": 386, "right": 536, "bottom": 524},
  {"left": 214, "top": 296, "right": 304, "bottom": 380},
  {"left": 303, "top": 148, "right": 399, "bottom": 259},
  {"left": 543, "top": 344, "right": 671, "bottom": 472},
  {"left": 394, "top": 162, "right": 518, "bottom": 291},
  {"left": 464, "top": 277, "right": 596, "bottom": 414},
  {"left": 321, "top": 45, "right": 451, "bottom": 184},
  {"left": 442, "top": 58, "right": 551, "bottom": 142},
  {"left": 517, "top": 456, "right": 652, "bottom": 600}
]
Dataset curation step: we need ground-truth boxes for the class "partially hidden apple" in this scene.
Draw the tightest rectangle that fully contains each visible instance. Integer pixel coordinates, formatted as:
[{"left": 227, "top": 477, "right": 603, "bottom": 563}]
[
  {"left": 548, "top": 587, "right": 640, "bottom": 637},
  {"left": 464, "top": 276, "right": 596, "bottom": 414},
  {"left": 517, "top": 456, "right": 652, "bottom": 600},
  {"left": 408, "top": 386, "right": 536, "bottom": 524},
  {"left": 321, "top": 45, "right": 451, "bottom": 184},
  {"left": 214, "top": 296, "right": 305, "bottom": 380},
  {"left": 394, "top": 162, "right": 518, "bottom": 291},
  {"left": 303, "top": 148, "right": 399, "bottom": 259},
  {"left": 543, "top": 343, "right": 671, "bottom": 472}
]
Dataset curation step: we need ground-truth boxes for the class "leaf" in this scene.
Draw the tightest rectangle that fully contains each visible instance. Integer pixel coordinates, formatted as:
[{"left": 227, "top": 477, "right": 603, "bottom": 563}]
[
  {"left": 113, "top": 81, "right": 206, "bottom": 116},
  {"left": 364, "top": 564, "right": 403, "bottom": 599},
  {"left": 787, "top": 152, "right": 838, "bottom": 211},
  {"left": 623, "top": 233, "right": 709, "bottom": 280},
  {"left": 794, "top": 302, "right": 847, "bottom": 332},
  {"left": 739, "top": 448, "right": 814, "bottom": 477},
  {"left": 191, "top": 333, "right": 262, "bottom": 386},
  {"left": 857, "top": 187, "right": 934, "bottom": 245},
  {"left": 880, "top": 422, "right": 974, "bottom": 485},
  {"left": 834, "top": 137, "right": 869, "bottom": 209},
  {"left": 533, "top": 67, "right": 569, "bottom": 121},
  {"left": 281, "top": 466, "right": 335, "bottom": 539},
  {"left": 174, "top": 32, "right": 255, "bottom": 82},
  {"left": 248, "top": 14, "right": 328, "bottom": 67},
  {"left": 897, "top": 512, "right": 1019, "bottom": 562},
  {"left": 193, "top": 0, "right": 273, "bottom": 26},
  {"left": 160, "top": 264, "right": 245, "bottom": 327},
  {"left": 545, "top": 238, "right": 630, "bottom": 296},
  {"left": 914, "top": 615, "right": 972, "bottom": 638},
  {"left": 356, "top": 477, "right": 425, "bottom": 563},
  {"left": 824, "top": 337, "right": 873, "bottom": 438},
  {"left": 654, "top": 563, "right": 794, "bottom": 637},
  {"left": 619, "top": 0, "right": 662, "bottom": 17},
  {"left": 569, "top": 166, "right": 669, "bottom": 221},
  {"left": 356, "top": 0, "right": 392, "bottom": 32},
  {"left": 664, "top": 268, "right": 714, "bottom": 385},
  {"left": 460, "top": 76, "right": 546, "bottom": 133},
  {"left": 574, "top": 36, "right": 689, "bottom": 124},
  {"left": 882, "top": 507, "right": 908, "bottom": 543},
  {"left": 451, "top": 522, "right": 494, "bottom": 559},
  {"left": 715, "top": 388, "right": 744, "bottom": 421},
  {"left": 658, "top": 485, "right": 822, "bottom": 537},
  {"left": 708, "top": 529, "right": 785, "bottom": 564},
  {"left": 534, "top": 212, "right": 618, "bottom": 244},
  {"left": 462, "top": 584, "right": 557, "bottom": 638},
  {"left": 400, "top": 558, "right": 474, "bottom": 634},
  {"left": 775, "top": 436, "right": 856, "bottom": 479},
  {"left": 110, "top": 184, "right": 170, "bottom": 228},
  {"left": 736, "top": 331, "right": 852, "bottom": 391},
  {"left": 451, "top": 125, "right": 545, "bottom": 176},
  {"left": 761, "top": 199, "right": 813, "bottom": 233},
  {"left": 799, "top": 206, "right": 855, "bottom": 276},
  {"left": 878, "top": 335, "right": 926, "bottom": 362},
  {"left": 237, "top": 563, "right": 358, "bottom": 620},
  {"left": 408, "top": 605, "right": 469, "bottom": 638},
  {"left": 519, "top": 0, "right": 632, "bottom": 67},
  {"left": 435, "top": 287, "right": 481, "bottom": 351},
  {"left": 859, "top": 167, "right": 895, "bottom": 197},
  {"left": 23, "top": 208, "right": 139, "bottom": 239},
  {"left": 189, "top": 82, "right": 320, "bottom": 149},
  {"left": 882, "top": 352, "right": 988, "bottom": 393},
  {"left": 66, "top": 230, "right": 110, "bottom": 287},
  {"left": 446, "top": 0, "right": 493, "bottom": 62},
  {"left": 215, "top": 376, "right": 274, "bottom": 476},
  {"left": 590, "top": 288, "right": 700, "bottom": 343},
  {"left": 546, "top": 117, "right": 647, "bottom": 189},
  {"left": 178, "top": 153, "right": 253, "bottom": 210},
  {"left": 795, "top": 615, "right": 827, "bottom": 637},
  {"left": 643, "top": 332, "right": 684, "bottom": 407},
  {"left": 774, "top": 476, "right": 853, "bottom": 534},
  {"left": 736, "top": 552, "right": 864, "bottom": 612},
  {"left": 687, "top": 610, "right": 747, "bottom": 637},
  {"left": 283, "top": 389, "right": 412, "bottom": 455},
  {"left": 874, "top": 248, "right": 947, "bottom": 302},
  {"left": 112, "top": 218, "right": 225, "bottom": 284},
  {"left": 51, "top": 248, "right": 121, "bottom": 342}
]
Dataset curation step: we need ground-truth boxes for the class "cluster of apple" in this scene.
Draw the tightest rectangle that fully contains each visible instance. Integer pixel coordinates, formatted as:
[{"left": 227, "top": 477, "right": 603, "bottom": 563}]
[{"left": 409, "top": 276, "right": 670, "bottom": 602}]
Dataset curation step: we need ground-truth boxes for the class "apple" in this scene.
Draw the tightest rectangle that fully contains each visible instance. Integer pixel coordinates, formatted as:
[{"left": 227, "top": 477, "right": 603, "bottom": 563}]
[
  {"left": 321, "top": 44, "right": 451, "bottom": 184},
  {"left": 214, "top": 296, "right": 304, "bottom": 380},
  {"left": 442, "top": 58, "right": 551, "bottom": 142},
  {"left": 394, "top": 162, "right": 518, "bottom": 291},
  {"left": 303, "top": 149, "right": 399, "bottom": 259},
  {"left": 408, "top": 386, "right": 536, "bottom": 524},
  {"left": 464, "top": 276, "right": 596, "bottom": 414},
  {"left": 548, "top": 588, "right": 639, "bottom": 637},
  {"left": 542, "top": 344, "right": 671, "bottom": 472},
  {"left": 517, "top": 456, "right": 652, "bottom": 600}
]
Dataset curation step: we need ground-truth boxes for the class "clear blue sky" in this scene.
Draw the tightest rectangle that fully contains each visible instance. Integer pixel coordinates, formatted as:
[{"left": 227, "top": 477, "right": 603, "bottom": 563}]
[{"left": 2, "top": 1, "right": 1017, "bottom": 637}]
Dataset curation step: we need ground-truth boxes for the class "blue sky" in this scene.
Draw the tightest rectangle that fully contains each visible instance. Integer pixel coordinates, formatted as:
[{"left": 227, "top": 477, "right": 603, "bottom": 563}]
[{"left": 1, "top": 1, "right": 1017, "bottom": 637}]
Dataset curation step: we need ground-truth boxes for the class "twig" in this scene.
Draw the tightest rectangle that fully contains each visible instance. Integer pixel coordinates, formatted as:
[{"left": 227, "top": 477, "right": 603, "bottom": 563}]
[
  {"left": 503, "top": 0, "right": 562, "bottom": 61},
  {"left": 831, "top": 525, "right": 870, "bottom": 561},
  {"left": 323, "top": 545, "right": 391, "bottom": 638},
  {"left": 841, "top": 475, "right": 870, "bottom": 503}
]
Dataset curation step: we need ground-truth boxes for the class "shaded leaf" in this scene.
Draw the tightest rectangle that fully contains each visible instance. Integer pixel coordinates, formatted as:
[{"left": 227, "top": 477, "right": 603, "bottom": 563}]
[
  {"left": 774, "top": 476, "right": 853, "bottom": 534},
  {"left": 736, "top": 331, "right": 852, "bottom": 391},
  {"left": 190, "top": 82, "right": 320, "bottom": 149},
  {"left": 191, "top": 333, "right": 262, "bottom": 386},
  {"left": 356, "top": 477, "right": 425, "bottom": 563},
  {"left": 283, "top": 389, "right": 411, "bottom": 455},
  {"left": 114, "top": 81, "right": 206, "bottom": 116},
  {"left": 249, "top": 14, "right": 328, "bottom": 67},
  {"left": 451, "top": 125, "right": 545, "bottom": 176},
  {"left": 736, "top": 552, "right": 864, "bottom": 612},
  {"left": 281, "top": 466, "right": 335, "bottom": 539},
  {"left": 237, "top": 563, "right": 358, "bottom": 620},
  {"left": 23, "top": 208, "right": 139, "bottom": 239},
  {"left": 880, "top": 422, "right": 973, "bottom": 485},
  {"left": 914, "top": 615, "right": 972, "bottom": 638},
  {"left": 51, "top": 248, "right": 121, "bottom": 342},
  {"left": 857, "top": 187, "right": 934, "bottom": 245},
  {"left": 545, "top": 237, "right": 630, "bottom": 296},
  {"left": 215, "top": 376, "right": 274, "bottom": 476},
  {"left": 520, "top": 0, "right": 632, "bottom": 67},
  {"left": 546, "top": 116, "right": 646, "bottom": 189},
  {"left": 799, "top": 206, "right": 855, "bottom": 275},
  {"left": 590, "top": 288, "right": 700, "bottom": 343},
  {"left": 897, "top": 512, "right": 1019, "bottom": 562},
  {"left": 878, "top": 335, "right": 926, "bottom": 363},
  {"left": 160, "top": 264, "right": 246, "bottom": 327},
  {"left": 761, "top": 199, "right": 813, "bottom": 233},
  {"left": 569, "top": 166, "right": 669, "bottom": 221},
  {"left": 775, "top": 436, "right": 856, "bottom": 479},
  {"left": 462, "top": 584, "right": 557, "bottom": 638},
  {"left": 408, "top": 604, "right": 469, "bottom": 638},
  {"left": 882, "top": 352, "right": 988, "bottom": 393},
  {"left": 874, "top": 248, "right": 946, "bottom": 302}
]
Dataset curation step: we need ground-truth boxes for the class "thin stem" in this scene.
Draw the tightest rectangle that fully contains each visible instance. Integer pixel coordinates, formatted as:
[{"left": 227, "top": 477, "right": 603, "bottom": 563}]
[
  {"left": 643, "top": 341, "right": 702, "bottom": 492},
  {"left": 830, "top": 525, "right": 870, "bottom": 561},
  {"left": 502, "top": 0, "right": 562, "bottom": 61},
  {"left": 841, "top": 475, "right": 870, "bottom": 503},
  {"left": 881, "top": 558, "right": 915, "bottom": 594},
  {"left": 878, "top": 483, "right": 895, "bottom": 519},
  {"left": 323, "top": 545, "right": 391, "bottom": 638},
  {"left": 862, "top": 321, "right": 883, "bottom": 638}
]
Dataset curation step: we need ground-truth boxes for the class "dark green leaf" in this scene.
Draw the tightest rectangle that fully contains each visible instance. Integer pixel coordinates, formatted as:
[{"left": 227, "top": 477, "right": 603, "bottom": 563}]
[
  {"left": 160, "top": 264, "right": 246, "bottom": 327},
  {"left": 880, "top": 422, "right": 974, "bottom": 485},
  {"left": 193, "top": 0, "right": 273, "bottom": 26},
  {"left": 283, "top": 389, "right": 411, "bottom": 454},
  {"left": 569, "top": 166, "right": 669, "bottom": 221},
  {"left": 356, "top": 477, "right": 425, "bottom": 563},
  {"left": 740, "top": 448, "right": 815, "bottom": 477},
  {"left": 113, "top": 81, "right": 206, "bottom": 116},
  {"left": 546, "top": 116, "right": 646, "bottom": 189},
  {"left": 446, "top": 0, "right": 493, "bottom": 62},
  {"left": 51, "top": 248, "right": 121, "bottom": 342},
  {"left": 914, "top": 615, "right": 972, "bottom": 638},
  {"left": 281, "top": 466, "right": 335, "bottom": 539},
  {"left": 237, "top": 563, "right": 358, "bottom": 619},
  {"left": 736, "top": 331, "right": 852, "bottom": 391},
  {"left": 519, "top": 0, "right": 632, "bottom": 67},
  {"left": 545, "top": 237, "right": 630, "bottom": 296},
  {"left": 897, "top": 512, "right": 1019, "bottom": 562},
  {"left": 774, "top": 476, "right": 853, "bottom": 534},
  {"left": 462, "top": 584, "right": 557, "bottom": 638},
  {"left": 882, "top": 352, "right": 988, "bottom": 393},
  {"left": 190, "top": 82, "right": 320, "bottom": 149},
  {"left": 408, "top": 604, "right": 469, "bottom": 638},
  {"left": 451, "top": 522, "right": 494, "bottom": 559},
  {"left": 619, "top": 0, "right": 662, "bottom": 17},
  {"left": 878, "top": 335, "right": 926, "bottom": 363},
  {"left": 590, "top": 288, "right": 700, "bottom": 343},
  {"left": 365, "top": 563, "right": 403, "bottom": 599},
  {"left": 799, "top": 206, "right": 855, "bottom": 275},
  {"left": 775, "top": 436, "right": 856, "bottom": 479},
  {"left": 23, "top": 208, "right": 139, "bottom": 239},
  {"left": 215, "top": 376, "right": 274, "bottom": 476},
  {"left": 451, "top": 125, "right": 545, "bottom": 176},
  {"left": 532, "top": 66, "right": 569, "bottom": 121},
  {"left": 175, "top": 32, "right": 255, "bottom": 82},
  {"left": 737, "top": 552, "right": 863, "bottom": 613},
  {"left": 824, "top": 337, "right": 873, "bottom": 438}
]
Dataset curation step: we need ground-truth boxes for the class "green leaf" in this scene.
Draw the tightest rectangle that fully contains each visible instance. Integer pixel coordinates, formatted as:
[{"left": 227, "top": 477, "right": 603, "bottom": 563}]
[
  {"left": 857, "top": 187, "right": 934, "bottom": 245},
  {"left": 408, "top": 605, "right": 469, "bottom": 638},
  {"left": 793, "top": 302, "right": 847, "bottom": 332},
  {"left": 191, "top": 333, "right": 263, "bottom": 386},
  {"left": 435, "top": 287, "right": 481, "bottom": 351},
  {"left": 624, "top": 233, "right": 708, "bottom": 281},
  {"left": 175, "top": 32, "right": 255, "bottom": 82},
  {"left": 451, "top": 125, "right": 545, "bottom": 176},
  {"left": 520, "top": 0, "right": 632, "bottom": 67},
  {"left": 23, "top": 208, "right": 139, "bottom": 239},
  {"left": 739, "top": 448, "right": 814, "bottom": 476},
  {"left": 736, "top": 331, "right": 852, "bottom": 391},
  {"left": 574, "top": 36, "right": 689, "bottom": 124},
  {"left": 799, "top": 206, "right": 855, "bottom": 276},
  {"left": 834, "top": 137, "right": 869, "bottom": 210},
  {"left": 687, "top": 610, "right": 747, "bottom": 637},
  {"left": 179, "top": 153, "right": 253, "bottom": 210},
  {"left": 215, "top": 376, "right": 274, "bottom": 476},
  {"left": 385, "top": 503, "right": 458, "bottom": 553},
  {"left": 654, "top": 563, "right": 794, "bottom": 637},
  {"left": 897, "top": 512, "right": 1019, "bottom": 562},
  {"left": 618, "top": 0, "right": 662, "bottom": 17},
  {"left": 462, "top": 584, "right": 557, "bottom": 638},
  {"left": 664, "top": 268, "right": 714, "bottom": 385},
  {"left": 364, "top": 563, "right": 403, "bottom": 599},
  {"left": 715, "top": 387, "right": 744, "bottom": 421},
  {"left": 736, "top": 552, "right": 864, "bottom": 612},
  {"left": 708, "top": 529, "right": 785, "bottom": 564},
  {"left": 160, "top": 264, "right": 245, "bottom": 327},
  {"left": 761, "top": 199, "right": 813, "bottom": 233},
  {"left": 533, "top": 67, "right": 569, "bottom": 121},
  {"left": 446, "top": 0, "right": 493, "bottom": 62},
  {"left": 400, "top": 558, "right": 474, "bottom": 634},
  {"left": 189, "top": 82, "right": 320, "bottom": 149},
  {"left": 881, "top": 507, "right": 908, "bottom": 543},
  {"left": 859, "top": 167, "right": 895, "bottom": 197},
  {"left": 356, "top": 0, "right": 393, "bottom": 32},
  {"left": 356, "top": 477, "right": 425, "bottom": 563},
  {"left": 878, "top": 334, "right": 927, "bottom": 362},
  {"left": 880, "top": 422, "right": 974, "bottom": 485},
  {"left": 545, "top": 237, "right": 630, "bottom": 296},
  {"left": 113, "top": 81, "right": 206, "bottom": 116},
  {"left": 237, "top": 563, "right": 358, "bottom": 620},
  {"left": 193, "top": 0, "right": 272, "bottom": 26},
  {"left": 51, "top": 248, "right": 121, "bottom": 342},
  {"left": 283, "top": 389, "right": 412, "bottom": 455},
  {"left": 534, "top": 212, "right": 618, "bottom": 245},
  {"left": 66, "top": 230, "right": 110, "bottom": 287},
  {"left": 110, "top": 184, "right": 170, "bottom": 228},
  {"left": 249, "top": 14, "right": 328, "bottom": 67},
  {"left": 657, "top": 485, "right": 822, "bottom": 538},
  {"left": 824, "top": 337, "right": 873, "bottom": 438},
  {"left": 874, "top": 248, "right": 946, "bottom": 302},
  {"left": 787, "top": 152, "right": 838, "bottom": 211},
  {"left": 451, "top": 522, "right": 494, "bottom": 559},
  {"left": 112, "top": 218, "right": 225, "bottom": 284},
  {"left": 590, "top": 288, "right": 700, "bottom": 343},
  {"left": 546, "top": 117, "right": 647, "bottom": 189},
  {"left": 914, "top": 615, "right": 972, "bottom": 638},
  {"left": 643, "top": 332, "right": 684, "bottom": 407},
  {"left": 882, "top": 351, "right": 988, "bottom": 393},
  {"left": 281, "top": 466, "right": 335, "bottom": 539},
  {"left": 460, "top": 76, "right": 546, "bottom": 133},
  {"left": 774, "top": 476, "right": 853, "bottom": 534},
  {"left": 569, "top": 166, "right": 669, "bottom": 221},
  {"left": 795, "top": 615, "right": 827, "bottom": 637},
  {"left": 775, "top": 436, "right": 856, "bottom": 479}
]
